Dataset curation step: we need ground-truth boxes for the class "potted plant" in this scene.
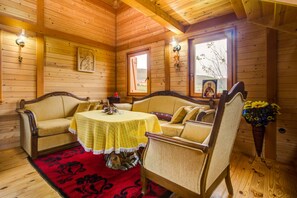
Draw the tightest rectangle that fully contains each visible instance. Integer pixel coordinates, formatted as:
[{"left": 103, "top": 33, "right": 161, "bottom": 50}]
[{"left": 242, "top": 101, "right": 280, "bottom": 157}]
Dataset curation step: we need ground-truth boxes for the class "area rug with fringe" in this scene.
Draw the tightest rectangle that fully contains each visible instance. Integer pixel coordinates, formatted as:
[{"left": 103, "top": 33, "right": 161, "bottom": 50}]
[{"left": 28, "top": 146, "right": 171, "bottom": 198}]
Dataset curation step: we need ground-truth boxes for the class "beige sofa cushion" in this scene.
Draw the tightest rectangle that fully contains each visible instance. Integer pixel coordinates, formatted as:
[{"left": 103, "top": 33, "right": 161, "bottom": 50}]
[
  {"left": 132, "top": 98, "right": 151, "bottom": 112},
  {"left": 37, "top": 118, "right": 71, "bottom": 136},
  {"left": 174, "top": 98, "right": 210, "bottom": 113},
  {"left": 62, "top": 96, "right": 84, "bottom": 117},
  {"left": 161, "top": 122, "right": 184, "bottom": 136},
  {"left": 148, "top": 96, "right": 176, "bottom": 114},
  {"left": 26, "top": 96, "right": 64, "bottom": 121},
  {"left": 170, "top": 106, "right": 188, "bottom": 124},
  {"left": 182, "top": 107, "right": 201, "bottom": 124}
]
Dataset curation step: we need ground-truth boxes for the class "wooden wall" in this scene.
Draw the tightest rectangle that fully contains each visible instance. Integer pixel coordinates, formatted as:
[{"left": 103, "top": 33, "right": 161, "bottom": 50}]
[
  {"left": 277, "top": 32, "right": 297, "bottom": 163},
  {"left": 115, "top": 8, "right": 297, "bottom": 164},
  {"left": 0, "top": 0, "right": 116, "bottom": 150}
]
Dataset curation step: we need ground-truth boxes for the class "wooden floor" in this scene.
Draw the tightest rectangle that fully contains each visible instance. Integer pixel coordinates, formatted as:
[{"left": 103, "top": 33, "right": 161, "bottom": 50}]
[{"left": 0, "top": 148, "right": 296, "bottom": 198}]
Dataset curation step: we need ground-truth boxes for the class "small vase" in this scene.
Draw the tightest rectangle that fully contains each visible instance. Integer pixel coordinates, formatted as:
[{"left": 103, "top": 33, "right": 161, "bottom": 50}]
[{"left": 252, "top": 125, "right": 265, "bottom": 157}]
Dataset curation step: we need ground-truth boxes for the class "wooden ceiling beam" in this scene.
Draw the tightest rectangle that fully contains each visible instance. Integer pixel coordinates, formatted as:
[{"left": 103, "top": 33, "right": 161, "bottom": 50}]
[
  {"left": 242, "top": 0, "right": 263, "bottom": 20},
  {"left": 229, "top": 0, "right": 247, "bottom": 19},
  {"left": 261, "top": 0, "right": 297, "bottom": 7},
  {"left": 274, "top": 4, "right": 287, "bottom": 26},
  {"left": 121, "top": 0, "right": 185, "bottom": 34}
]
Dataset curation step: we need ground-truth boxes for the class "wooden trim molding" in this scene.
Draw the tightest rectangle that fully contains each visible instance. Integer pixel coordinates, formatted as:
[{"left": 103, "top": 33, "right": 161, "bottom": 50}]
[
  {"left": 0, "top": 30, "right": 2, "bottom": 104},
  {"left": 265, "top": 28, "right": 278, "bottom": 160},
  {"left": 0, "top": 14, "right": 115, "bottom": 51},
  {"left": 19, "top": 91, "right": 89, "bottom": 108},
  {"left": 164, "top": 44, "right": 170, "bottom": 91}
]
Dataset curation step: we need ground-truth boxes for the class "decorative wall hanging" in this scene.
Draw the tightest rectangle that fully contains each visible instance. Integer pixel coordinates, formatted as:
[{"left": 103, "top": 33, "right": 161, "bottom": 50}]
[
  {"left": 202, "top": 79, "right": 217, "bottom": 98},
  {"left": 77, "top": 47, "right": 95, "bottom": 72}
]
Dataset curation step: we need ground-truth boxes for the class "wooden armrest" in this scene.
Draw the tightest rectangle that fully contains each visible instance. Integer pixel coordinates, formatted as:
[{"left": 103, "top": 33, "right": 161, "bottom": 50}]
[
  {"left": 196, "top": 109, "right": 216, "bottom": 122},
  {"left": 145, "top": 132, "right": 209, "bottom": 153},
  {"left": 17, "top": 109, "right": 38, "bottom": 135}
]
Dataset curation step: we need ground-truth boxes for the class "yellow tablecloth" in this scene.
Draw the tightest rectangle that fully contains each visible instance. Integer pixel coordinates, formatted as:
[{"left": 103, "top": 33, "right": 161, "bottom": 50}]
[{"left": 69, "top": 110, "right": 162, "bottom": 154}]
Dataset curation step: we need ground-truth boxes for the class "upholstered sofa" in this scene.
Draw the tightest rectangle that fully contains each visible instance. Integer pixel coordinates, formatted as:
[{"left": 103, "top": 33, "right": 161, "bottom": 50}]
[
  {"left": 114, "top": 91, "right": 215, "bottom": 137},
  {"left": 16, "top": 92, "right": 94, "bottom": 158}
]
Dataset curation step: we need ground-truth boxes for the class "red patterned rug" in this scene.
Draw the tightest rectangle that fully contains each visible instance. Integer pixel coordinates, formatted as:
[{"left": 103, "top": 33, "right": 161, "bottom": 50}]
[{"left": 28, "top": 146, "right": 171, "bottom": 198}]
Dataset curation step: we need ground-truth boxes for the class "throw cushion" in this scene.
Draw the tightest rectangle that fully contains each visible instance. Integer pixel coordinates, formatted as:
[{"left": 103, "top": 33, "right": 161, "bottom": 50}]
[
  {"left": 150, "top": 112, "right": 173, "bottom": 122},
  {"left": 170, "top": 106, "right": 188, "bottom": 124},
  {"left": 89, "top": 101, "right": 102, "bottom": 110},
  {"left": 182, "top": 107, "right": 201, "bottom": 125},
  {"left": 75, "top": 102, "right": 91, "bottom": 113}
]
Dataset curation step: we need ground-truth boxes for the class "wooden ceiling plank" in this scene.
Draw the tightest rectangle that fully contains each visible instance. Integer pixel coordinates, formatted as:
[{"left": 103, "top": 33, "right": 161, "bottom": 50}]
[
  {"left": 230, "top": 0, "right": 247, "bottom": 19},
  {"left": 274, "top": 4, "right": 287, "bottom": 26},
  {"left": 242, "top": 0, "right": 263, "bottom": 20},
  {"left": 261, "top": 0, "right": 297, "bottom": 7},
  {"left": 121, "top": 0, "right": 185, "bottom": 34},
  {"left": 0, "top": 14, "right": 115, "bottom": 51}
]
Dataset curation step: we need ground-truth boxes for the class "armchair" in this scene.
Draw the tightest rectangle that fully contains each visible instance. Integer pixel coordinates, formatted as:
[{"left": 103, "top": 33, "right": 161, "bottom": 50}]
[{"left": 141, "top": 82, "right": 247, "bottom": 197}]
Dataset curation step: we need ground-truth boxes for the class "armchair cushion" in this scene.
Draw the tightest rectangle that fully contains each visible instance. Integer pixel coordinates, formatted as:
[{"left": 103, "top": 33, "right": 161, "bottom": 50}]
[
  {"left": 114, "top": 103, "right": 132, "bottom": 111},
  {"left": 180, "top": 121, "right": 212, "bottom": 143},
  {"left": 37, "top": 118, "right": 71, "bottom": 136},
  {"left": 160, "top": 122, "right": 184, "bottom": 136}
]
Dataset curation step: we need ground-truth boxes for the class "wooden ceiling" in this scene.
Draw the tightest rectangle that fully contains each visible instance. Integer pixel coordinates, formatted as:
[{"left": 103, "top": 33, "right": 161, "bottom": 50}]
[{"left": 99, "top": 0, "right": 297, "bottom": 36}]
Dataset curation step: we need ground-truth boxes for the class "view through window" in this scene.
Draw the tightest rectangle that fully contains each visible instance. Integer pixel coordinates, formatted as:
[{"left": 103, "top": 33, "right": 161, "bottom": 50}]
[
  {"left": 127, "top": 50, "right": 150, "bottom": 95},
  {"left": 195, "top": 38, "right": 227, "bottom": 94},
  {"left": 189, "top": 29, "right": 234, "bottom": 98}
]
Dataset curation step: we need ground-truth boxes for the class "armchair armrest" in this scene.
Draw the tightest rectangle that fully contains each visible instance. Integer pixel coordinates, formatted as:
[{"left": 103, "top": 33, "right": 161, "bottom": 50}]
[
  {"left": 113, "top": 103, "right": 132, "bottom": 111},
  {"left": 145, "top": 132, "right": 209, "bottom": 153},
  {"left": 16, "top": 108, "right": 38, "bottom": 135},
  {"left": 196, "top": 109, "right": 216, "bottom": 123}
]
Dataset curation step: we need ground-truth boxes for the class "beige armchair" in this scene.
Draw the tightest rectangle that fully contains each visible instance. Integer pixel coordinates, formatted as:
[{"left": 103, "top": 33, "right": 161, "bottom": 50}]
[{"left": 141, "top": 82, "right": 247, "bottom": 197}]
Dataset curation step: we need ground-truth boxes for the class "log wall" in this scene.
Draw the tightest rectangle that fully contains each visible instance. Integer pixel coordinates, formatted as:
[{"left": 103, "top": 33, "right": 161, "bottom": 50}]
[
  {"left": 0, "top": 0, "right": 116, "bottom": 150},
  {"left": 116, "top": 9, "right": 297, "bottom": 163}
]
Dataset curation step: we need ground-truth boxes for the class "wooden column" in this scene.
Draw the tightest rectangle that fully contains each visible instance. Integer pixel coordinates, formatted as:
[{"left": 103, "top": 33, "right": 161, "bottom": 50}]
[
  {"left": 0, "top": 30, "right": 2, "bottom": 103},
  {"left": 164, "top": 43, "right": 170, "bottom": 90},
  {"left": 36, "top": 34, "right": 45, "bottom": 97},
  {"left": 265, "top": 28, "right": 278, "bottom": 160}
]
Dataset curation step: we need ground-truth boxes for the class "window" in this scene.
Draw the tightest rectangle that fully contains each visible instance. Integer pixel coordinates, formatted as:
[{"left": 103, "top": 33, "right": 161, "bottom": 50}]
[
  {"left": 127, "top": 49, "right": 150, "bottom": 96},
  {"left": 189, "top": 29, "right": 235, "bottom": 98}
]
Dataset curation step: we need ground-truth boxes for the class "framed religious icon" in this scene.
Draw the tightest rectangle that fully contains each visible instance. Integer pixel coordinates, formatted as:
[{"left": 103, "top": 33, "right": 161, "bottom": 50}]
[
  {"left": 77, "top": 47, "right": 95, "bottom": 72},
  {"left": 202, "top": 79, "right": 217, "bottom": 98}
]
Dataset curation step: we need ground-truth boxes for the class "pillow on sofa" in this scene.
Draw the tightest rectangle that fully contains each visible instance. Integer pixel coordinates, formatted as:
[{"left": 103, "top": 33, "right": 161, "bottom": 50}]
[
  {"left": 182, "top": 107, "right": 201, "bottom": 125},
  {"left": 89, "top": 101, "right": 102, "bottom": 110},
  {"left": 170, "top": 106, "right": 189, "bottom": 124},
  {"left": 150, "top": 112, "right": 173, "bottom": 122},
  {"left": 75, "top": 102, "right": 91, "bottom": 113}
]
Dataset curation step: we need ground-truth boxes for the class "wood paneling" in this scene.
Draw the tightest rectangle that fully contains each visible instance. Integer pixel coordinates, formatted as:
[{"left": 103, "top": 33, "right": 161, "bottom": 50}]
[
  {"left": 0, "top": 0, "right": 37, "bottom": 23},
  {"left": 116, "top": 41, "right": 165, "bottom": 102},
  {"left": 0, "top": 30, "right": 36, "bottom": 150},
  {"left": 277, "top": 32, "right": 297, "bottom": 163},
  {"left": 44, "top": 37, "right": 115, "bottom": 99},
  {"left": 44, "top": 0, "right": 116, "bottom": 46}
]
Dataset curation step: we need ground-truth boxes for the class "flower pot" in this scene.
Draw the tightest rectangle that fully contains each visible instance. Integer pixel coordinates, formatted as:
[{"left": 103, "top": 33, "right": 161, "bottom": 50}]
[{"left": 252, "top": 125, "right": 265, "bottom": 157}]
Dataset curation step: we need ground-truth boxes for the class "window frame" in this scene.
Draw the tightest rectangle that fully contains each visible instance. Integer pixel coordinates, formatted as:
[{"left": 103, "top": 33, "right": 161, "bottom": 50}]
[
  {"left": 189, "top": 28, "right": 236, "bottom": 98},
  {"left": 127, "top": 48, "right": 151, "bottom": 96}
]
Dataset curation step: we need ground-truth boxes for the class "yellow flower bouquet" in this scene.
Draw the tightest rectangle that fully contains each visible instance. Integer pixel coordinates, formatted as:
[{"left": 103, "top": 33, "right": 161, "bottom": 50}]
[{"left": 242, "top": 101, "right": 280, "bottom": 127}]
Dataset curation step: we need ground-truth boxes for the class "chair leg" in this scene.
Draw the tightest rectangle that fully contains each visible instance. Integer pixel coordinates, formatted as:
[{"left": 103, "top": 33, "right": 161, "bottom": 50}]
[
  {"left": 225, "top": 166, "right": 233, "bottom": 195},
  {"left": 141, "top": 168, "right": 148, "bottom": 195}
]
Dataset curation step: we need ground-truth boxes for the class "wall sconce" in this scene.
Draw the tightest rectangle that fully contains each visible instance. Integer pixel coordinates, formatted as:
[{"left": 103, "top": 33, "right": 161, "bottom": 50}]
[
  {"left": 172, "top": 38, "right": 181, "bottom": 71},
  {"left": 16, "top": 29, "right": 26, "bottom": 63}
]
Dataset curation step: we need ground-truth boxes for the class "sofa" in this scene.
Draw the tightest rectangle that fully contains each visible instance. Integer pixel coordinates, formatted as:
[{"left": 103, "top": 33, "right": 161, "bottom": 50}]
[
  {"left": 114, "top": 91, "right": 215, "bottom": 137},
  {"left": 16, "top": 91, "right": 98, "bottom": 159}
]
